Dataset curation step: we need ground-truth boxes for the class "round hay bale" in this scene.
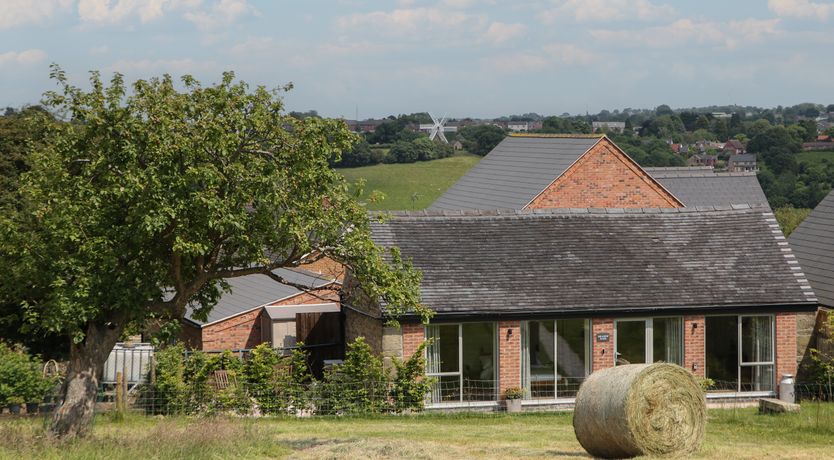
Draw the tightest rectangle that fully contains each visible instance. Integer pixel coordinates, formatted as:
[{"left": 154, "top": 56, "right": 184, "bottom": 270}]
[{"left": 572, "top": 363, "right": 706, "bottom": 458}]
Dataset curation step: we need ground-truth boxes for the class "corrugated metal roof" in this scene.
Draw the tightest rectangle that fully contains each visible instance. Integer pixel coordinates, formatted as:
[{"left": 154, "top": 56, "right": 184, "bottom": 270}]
[
  {"left": 788, "top": 189, "right": 834, "bottom": 307},
  {"left": 429, "top": 136, "right": 600, "bottom": 210},
  {"left": 370, "top": 206, "right": 816, "bottom": 317},
  {"left": 185, "top": 268, "right": 336, "bottom": 326},
  {"left": 644, "top": 168, "right": 770, "bottom": 208}
]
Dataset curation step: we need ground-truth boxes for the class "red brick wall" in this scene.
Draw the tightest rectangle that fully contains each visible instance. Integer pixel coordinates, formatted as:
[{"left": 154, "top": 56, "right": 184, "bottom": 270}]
[
  {"left": 201, "top": 308, "right": 265, "bottom": 351},
  {"left": 526, "top": 138, "right": 682, "bottom": 209},
  {"left": 199, "top": 288, "right": 340, "bottom": 351},
  {"left": 776, "top": 312, "right": 798, "bottom": 385},
  {"left": 402, "top": 323, "right": 425, "bottom": 359},
  {"left": 498, "top": 321, "right": 521, "bottom": 397},
  {"left": 591, "top": 318, "right": 614, "bottom": 372},
  {"left": 180, "top": 322, "right": 203, "bottom": 349},
  {"left": 299, "top": 257, "right": 346, "bottom": 282},
  {"left": 684, "top": 315, "right": 705, "bottom": 378}
]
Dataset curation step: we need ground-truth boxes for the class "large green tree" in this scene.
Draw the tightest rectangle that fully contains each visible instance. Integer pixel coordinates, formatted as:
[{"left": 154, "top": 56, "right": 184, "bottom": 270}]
[
  {"left": 459, "top": 124, "right": 506, "bottom": 156},
  {"left": 0, "top": 68, "right": 427, "bottom": 438}
]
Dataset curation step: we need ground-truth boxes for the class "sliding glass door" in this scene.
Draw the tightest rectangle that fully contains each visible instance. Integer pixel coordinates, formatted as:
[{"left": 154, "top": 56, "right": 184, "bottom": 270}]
[
  {"left": 706, "top": 315, "right": 775, "bottom": 393},
  {"left": 522, "top": 319, "right": 590, "bottom": 399},
  {"left": 426, "top": 323, "right": 496, "bottom": 404},
  {"left": 615, "top": 317, "right": 682, "bottom": 366}
]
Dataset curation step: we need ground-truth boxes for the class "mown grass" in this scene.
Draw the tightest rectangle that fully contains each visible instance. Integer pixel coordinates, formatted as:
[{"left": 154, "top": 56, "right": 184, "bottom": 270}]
[
  {"left": 2, "top": 404, "right": 833, "bottom": 459},
  {"left": 338, "top": 152, "right": 481, "bottom": 211}
]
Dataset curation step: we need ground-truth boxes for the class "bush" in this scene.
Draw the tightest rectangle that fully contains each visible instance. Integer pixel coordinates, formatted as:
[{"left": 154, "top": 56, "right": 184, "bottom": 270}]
[
  {"left": 391, "top": 340, "right": 434, "bottom": 412},
  {"left": 317, "top": 337, "right": 389, "bottom": 415},
  {"left": 150, "top": 344, "right": 188, "bottom": 413},
  {"left": 0, "top": 342, "right": 57, "bottom": 407}
]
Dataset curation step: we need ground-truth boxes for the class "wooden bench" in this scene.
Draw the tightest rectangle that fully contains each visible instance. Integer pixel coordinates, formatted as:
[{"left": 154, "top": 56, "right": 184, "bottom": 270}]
[{"left": 758, "top": 398, "right": 800, "bottom": 414}]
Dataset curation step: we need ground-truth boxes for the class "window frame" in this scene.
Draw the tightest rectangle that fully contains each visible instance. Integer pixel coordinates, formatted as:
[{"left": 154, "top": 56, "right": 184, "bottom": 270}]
[
  {"left": 521, "top": 319, "right": 591, "bottom": 400},
  {"left": 705, "top": 313, "right": 776, "bottom": 393},
  {"left": 425, "top": 322, "right": 498, "bottom": 403},
  {"left": 613, "top": 316, "right": 683, "bottom": 366}
]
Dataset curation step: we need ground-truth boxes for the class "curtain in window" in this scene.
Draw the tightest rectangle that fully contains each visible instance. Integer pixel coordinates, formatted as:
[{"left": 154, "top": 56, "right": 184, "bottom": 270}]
[{"left": 426, "top": 326, "right": 442, "bottom": 403}]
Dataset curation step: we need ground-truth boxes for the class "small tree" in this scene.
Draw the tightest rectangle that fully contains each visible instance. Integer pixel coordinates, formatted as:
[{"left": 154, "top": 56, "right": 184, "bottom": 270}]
[
  {"left": 391, "top": 340, "right": 433, "bottom": 412},
  {"left": 1, "top": 67, "right": 428, "bottom": 438}
]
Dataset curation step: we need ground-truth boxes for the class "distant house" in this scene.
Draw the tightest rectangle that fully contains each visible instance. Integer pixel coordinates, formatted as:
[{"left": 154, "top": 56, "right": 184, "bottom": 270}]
[
  {"left": 506, "top": 121, "right": 532, "bottom": 132},
  {"left": 802, "top": 135, "right": 834, "bottom": 151},
  {"left": 723, "top": 139, "right": 746, "bottom": 155},
  {"left": 591, "top": 121, "right": 626, "bottom": 133},
  {"left": 688, "top": 154, "right": 718, "bottom": 167},
  {"left": 452, "top": 140, "right": 464, "bottom": 150},
  {"left": 345, "top": 119, "right": 386, "bottom": 133},
  {"left": 180, "top": 268, "right": 342, "bottom": 373},
  {"left": 727, "top": 154, "right": 758, "bottom": 172}
]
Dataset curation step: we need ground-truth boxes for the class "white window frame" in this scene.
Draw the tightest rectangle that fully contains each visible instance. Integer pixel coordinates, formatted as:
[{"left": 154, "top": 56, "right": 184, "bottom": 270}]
[
  {"left": 705, "top": 314, "right": 776, "bottom": 393},
  {"left": 613, "top": 317, "right": 683, "bottom": 366},
  {"left": 522, "top": 319, "right": 591, "bottom": 400},
  {"left": 425, "top": 322, "right": 498, "bottom": 403}
]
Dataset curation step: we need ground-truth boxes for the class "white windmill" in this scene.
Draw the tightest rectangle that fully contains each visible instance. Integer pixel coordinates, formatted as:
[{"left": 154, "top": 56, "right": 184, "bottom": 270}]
[{"left": 419, "top": 113, "right": 457, "bottom": 143}]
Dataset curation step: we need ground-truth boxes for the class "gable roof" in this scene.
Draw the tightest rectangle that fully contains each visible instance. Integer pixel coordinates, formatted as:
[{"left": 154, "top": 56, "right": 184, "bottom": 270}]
[
  {"left": 370, "top": 206, "right": 816, "bottom": 319},
  {"left": 430, "top": 135, "right": 602, "bottom": 210},
  {"left": 185, "top": 268, "right": 337, "bottom": 326},
  {"left": 728, "top": 153, "right": 757, "bottom": 163},
  {"left": 788, "top": 189, "right": 834, "bottom": 307},
  {"left": 643, "top": 167, "right": 769, "bottom": 208}
]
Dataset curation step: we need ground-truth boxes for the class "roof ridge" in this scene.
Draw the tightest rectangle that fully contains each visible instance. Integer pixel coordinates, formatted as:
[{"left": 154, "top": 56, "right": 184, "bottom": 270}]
[
  {"left": 372, "top": 204, "right": 768, "bottom": 219},
  {"left": 508, "top": 133, "right": 605, "bottom": 139}
]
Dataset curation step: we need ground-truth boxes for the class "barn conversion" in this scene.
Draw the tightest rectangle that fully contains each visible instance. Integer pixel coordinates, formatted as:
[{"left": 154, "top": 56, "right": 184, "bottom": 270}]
[{"left": 345, "top": 134, "right": 817, "bottom": 407}]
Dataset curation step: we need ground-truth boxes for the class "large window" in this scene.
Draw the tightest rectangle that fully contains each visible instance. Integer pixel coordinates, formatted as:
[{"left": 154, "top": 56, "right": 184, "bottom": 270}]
[
  {"left": 426, "top": 323, "right": 496, "bottom": 403},
  {"left": 522, "top": 319, "right": 590, "bottom": 399},
  {"left": 614, "top": 317, "right": 682, "bottom": 366},
  {"left": 706, "top": 315, "right": 775, "bottom": 393}
]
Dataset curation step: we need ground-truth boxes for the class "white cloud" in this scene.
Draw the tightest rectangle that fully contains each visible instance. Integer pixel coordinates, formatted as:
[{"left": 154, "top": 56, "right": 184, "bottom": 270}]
[
  {"left": 107, "top": 57, "right": 217, "bottom": 74},
  {"left": 77, "top": 0, "right": 175, "bottom": 24},
  {"left": 183, "top": 0, "right": 255, "bottom": 30},
  {"left": 0, "top": 49, "right": 48, "bottom": 67},
  {"left": 483, "top": 43, "right": 599, "bottom": 74},
  {"left": 336, "top": 7, "right": 485, "bottom": 37},
  {"left": 540, "top": 0, "right": 674, "bottom": 23},
  {"left": 589, "top": 18, "right": 781, "bottom": 50},
  {"left": 768, "top": 0, "right": 834, "bottom": 20},
  {"left": 543, "top": 43, "right": 600, "bottom": 64},
  {"left": 483, "top": 53, "right": 549, "bottom": 73},
  {"left": 0, "top": 0, "right": 72, "bottom": 29},
  {"left": 482, "top": 22, "right": 526, "bottom": 44}
]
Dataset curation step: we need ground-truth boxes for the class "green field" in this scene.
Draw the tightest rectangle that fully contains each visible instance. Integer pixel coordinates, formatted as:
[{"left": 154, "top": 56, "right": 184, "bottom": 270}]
[
  {"left": 338, "top": 152, "right": 481, "bottom": 211},
  {"left": 2, "top": 405, "right": 833, "bottom": 459},
  {"left": 797, "top": 150, "right": 834, "bottom": 166}
]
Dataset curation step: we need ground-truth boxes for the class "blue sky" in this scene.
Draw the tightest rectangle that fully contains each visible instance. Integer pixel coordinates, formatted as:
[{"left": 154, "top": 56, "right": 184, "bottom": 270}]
[{"left": 2, "top": 0, "right": 834, "bottom": 118}]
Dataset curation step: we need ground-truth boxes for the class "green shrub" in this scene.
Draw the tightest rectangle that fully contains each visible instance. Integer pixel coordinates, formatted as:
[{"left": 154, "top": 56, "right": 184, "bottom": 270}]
[
  {"left": 0, "top": 342, "right": 57, "bottom": 407},
  {"left": 149, "top": 344, "right": 187, "bottom": 414},
  {"left": 391, "top": 340, "right": 433, "bottom": 412},
  {"left": 318, "top": 337, "right": 389, "bottom": 415}
]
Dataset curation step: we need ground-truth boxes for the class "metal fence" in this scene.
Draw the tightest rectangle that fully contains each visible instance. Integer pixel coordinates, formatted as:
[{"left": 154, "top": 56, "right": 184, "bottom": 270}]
[{"left": 98, "top": 379, "right": 427, "bottom": 417}]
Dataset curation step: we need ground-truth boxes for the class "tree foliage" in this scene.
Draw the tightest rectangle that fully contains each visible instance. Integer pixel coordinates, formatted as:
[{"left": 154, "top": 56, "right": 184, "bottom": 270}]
[
  {"left": 0, "top": 67, "right": 428, "bottom": 437},
  {"left": 458, "top": 124, "right": 506, "bottom": 156}
]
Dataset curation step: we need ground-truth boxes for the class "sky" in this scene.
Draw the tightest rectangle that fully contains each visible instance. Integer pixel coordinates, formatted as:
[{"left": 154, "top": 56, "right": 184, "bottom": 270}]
[{"left": 1, "top": 0, "right": 834, "bottom": 119}]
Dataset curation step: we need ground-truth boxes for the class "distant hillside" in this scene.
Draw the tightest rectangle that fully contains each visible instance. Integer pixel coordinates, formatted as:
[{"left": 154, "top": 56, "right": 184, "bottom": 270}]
[{"left": 338, "top": 152, "right": 480, "bottom": 211}]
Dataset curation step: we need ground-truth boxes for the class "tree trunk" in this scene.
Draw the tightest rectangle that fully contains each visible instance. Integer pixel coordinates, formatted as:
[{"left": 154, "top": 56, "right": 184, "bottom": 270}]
[{"left": 50, "top": 314, "right": 126, "bottom": 440}]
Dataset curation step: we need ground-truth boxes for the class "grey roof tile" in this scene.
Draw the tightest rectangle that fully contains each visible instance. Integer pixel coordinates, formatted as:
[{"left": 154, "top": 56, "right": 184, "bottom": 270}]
[
  {"left": 371, "top": 207, "right": 813, "bottom": 317},
  {"left": 788, "top": 189, "right": 834, "bottom": 307},
  {"left": 185, "top": 268, "right": 336, "bottom": 326},
  {"left": 645, "top": 168, "right": 769, "bottom": 208},
  {"left": 429, "top": 136, "right": 600, "bottom": 210}
]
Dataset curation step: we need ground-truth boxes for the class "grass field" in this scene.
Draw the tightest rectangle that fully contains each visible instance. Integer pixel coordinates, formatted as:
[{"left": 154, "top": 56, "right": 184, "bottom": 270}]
[
  {"left": 797, "top": 150, "right": 834, "bottom": 166},
  {"left": 338, "top": 152, "right": 481, "bottom": 211},
  {"left": 2, "top": 404, "right": 833, "bottom": 459}
]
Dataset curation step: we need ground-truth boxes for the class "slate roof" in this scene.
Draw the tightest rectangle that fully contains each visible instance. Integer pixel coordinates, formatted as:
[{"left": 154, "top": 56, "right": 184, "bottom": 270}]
[
  {"left": 429, "top": 135, "right": 768, "bottom": 211},
  {"left": 185, "top": 268, "right": 337, "bottom": 326},
  {"left": 728, "top": 153, "right": 757, "bottom": 163},
  {"left": 429, "top": 135, "right": 601, "bottom": 210},
  {"left": 788, "top": 189, "right": 834, "bottom": 307},
  {"left": 370, "top": 206, "right": 816, "bottom": 318},
  {"left": 643, "top": 167, "right": 770, "bottom": 208}
]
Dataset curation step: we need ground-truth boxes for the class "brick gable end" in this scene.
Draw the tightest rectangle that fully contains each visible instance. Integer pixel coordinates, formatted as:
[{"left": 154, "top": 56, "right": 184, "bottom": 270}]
[{"left": 526, "top": 138, "right": 683, "bottom": 209}]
